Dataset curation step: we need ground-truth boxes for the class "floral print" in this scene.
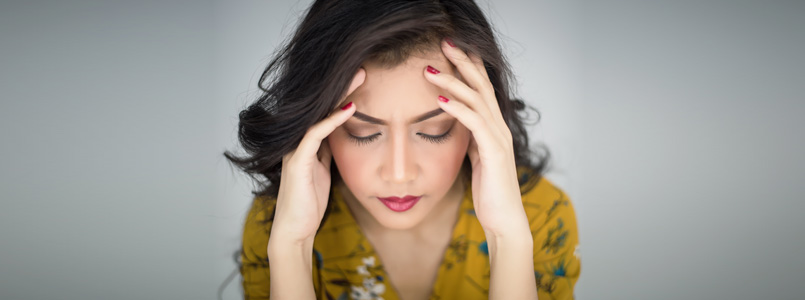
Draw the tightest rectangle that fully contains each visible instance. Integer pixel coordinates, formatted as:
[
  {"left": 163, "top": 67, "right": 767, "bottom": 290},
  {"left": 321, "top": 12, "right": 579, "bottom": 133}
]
[
  {"left": 350, "top": 256, "right": 385, "bottom": 300},
  {"left": 241, "top": 169, "right": 580, "bottom": 299},
  {"left": 350, "top": 275, "right": 385, "bottom": 300}
]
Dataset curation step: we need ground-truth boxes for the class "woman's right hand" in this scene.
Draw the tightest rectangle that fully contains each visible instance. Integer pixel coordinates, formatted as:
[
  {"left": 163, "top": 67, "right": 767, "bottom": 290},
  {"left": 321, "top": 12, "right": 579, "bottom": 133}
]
[{"left": 269, "top": 67, "right": 366, "bottom": 244}]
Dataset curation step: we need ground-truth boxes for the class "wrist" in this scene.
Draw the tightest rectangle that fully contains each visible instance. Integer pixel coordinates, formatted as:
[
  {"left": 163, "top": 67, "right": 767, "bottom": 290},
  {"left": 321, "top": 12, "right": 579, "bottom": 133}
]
[
  {"left": 268, "top": 231, "right": 316, "bottom": 256},
  {"left": 482, "top": 212, "right": 531, "bottom": 240},
  {"left": 484, "top": 228, "right": 533, "bottom": 248},
  {"left": 269, "top": 221, "right": 317, "bottom": 244}
]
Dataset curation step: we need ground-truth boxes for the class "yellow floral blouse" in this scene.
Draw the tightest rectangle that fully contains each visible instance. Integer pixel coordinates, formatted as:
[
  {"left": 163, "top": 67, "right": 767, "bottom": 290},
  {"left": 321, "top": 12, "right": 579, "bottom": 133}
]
[{"left": 240, "top": 172, "right": 581, "bottom": 300}]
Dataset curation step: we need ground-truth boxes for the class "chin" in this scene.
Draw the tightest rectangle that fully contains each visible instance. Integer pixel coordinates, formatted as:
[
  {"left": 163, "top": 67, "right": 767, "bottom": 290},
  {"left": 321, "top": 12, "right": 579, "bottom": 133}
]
[{"left": 375, "top": 215, "right": 422, "bottom": 230}]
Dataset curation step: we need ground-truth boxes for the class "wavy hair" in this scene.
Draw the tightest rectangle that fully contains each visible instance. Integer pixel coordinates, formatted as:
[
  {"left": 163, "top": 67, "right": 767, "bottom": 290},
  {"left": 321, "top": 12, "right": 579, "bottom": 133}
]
[
  {"left": 218, "top": 1, "right": 551, "bottom": 297},
  {"left": 224, "top": 0, "right": 550, "bottom": 203}
]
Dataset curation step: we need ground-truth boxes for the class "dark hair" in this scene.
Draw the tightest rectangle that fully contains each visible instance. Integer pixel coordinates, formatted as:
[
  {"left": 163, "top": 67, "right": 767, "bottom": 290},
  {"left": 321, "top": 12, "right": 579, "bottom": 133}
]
[
  {"left": 219, "top": 1, "right": 551, "bottom": 297},
  {"left": 224, "top": 0, "right": 550, "bottom": 203}
]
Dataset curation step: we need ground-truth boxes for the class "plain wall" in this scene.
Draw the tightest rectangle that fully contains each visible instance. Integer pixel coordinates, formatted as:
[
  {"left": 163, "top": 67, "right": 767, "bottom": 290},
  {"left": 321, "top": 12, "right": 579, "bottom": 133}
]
[
  {"left": 576, "top": 1, "right": 805, "bottom": 299},
  {"left": 1, "top": 0, "right": 802, "bottom": 299}
]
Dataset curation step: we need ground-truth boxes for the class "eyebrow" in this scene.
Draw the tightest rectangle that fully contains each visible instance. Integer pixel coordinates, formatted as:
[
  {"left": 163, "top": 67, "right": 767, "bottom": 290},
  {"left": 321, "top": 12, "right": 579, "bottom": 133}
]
[{"left": 351, "top": 108, "right": 446, "bottom": 125}]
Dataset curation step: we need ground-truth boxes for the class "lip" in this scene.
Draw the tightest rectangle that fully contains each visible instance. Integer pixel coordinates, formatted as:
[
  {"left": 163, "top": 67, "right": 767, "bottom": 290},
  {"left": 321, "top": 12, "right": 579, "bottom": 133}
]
[
  {"left": 377, "top": 195, "right": 421, "bottom": 202},
  {"left": 377, "top": 195, "right": 421, "bottom": 212}
]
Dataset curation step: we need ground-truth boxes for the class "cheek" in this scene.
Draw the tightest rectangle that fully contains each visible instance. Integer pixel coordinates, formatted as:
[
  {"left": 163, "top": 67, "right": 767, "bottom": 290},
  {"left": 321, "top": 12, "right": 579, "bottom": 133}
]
[
  {"left": 421, "top": 127, "right": 471, "bottom": 179},
  {"left": 328, "top": 132, "right": 370, "bottom": 184}
]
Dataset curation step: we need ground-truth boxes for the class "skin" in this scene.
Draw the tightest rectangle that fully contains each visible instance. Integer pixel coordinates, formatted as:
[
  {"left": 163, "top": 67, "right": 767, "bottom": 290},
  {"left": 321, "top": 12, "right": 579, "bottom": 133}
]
[
  {"left": 327, "top": 50, "right": 472, "bottom": 300},
  {"left": 269, "top": 38, "right": 537, "bottom": 300},
  {"left": 327, "top": 50, "right": 472, "bottom": 240}
]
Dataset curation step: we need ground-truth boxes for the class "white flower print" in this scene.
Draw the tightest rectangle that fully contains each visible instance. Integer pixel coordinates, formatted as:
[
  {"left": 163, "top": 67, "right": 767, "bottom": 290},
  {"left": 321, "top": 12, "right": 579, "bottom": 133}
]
[
  {"left": 350, "top": 277, "right": 385, "bottom": 300},
  {"left": 362, "top": 256, "right": 376, "bottom": 267},
  {"left": 364, "top": 277, "right": 386, "bottom": 295},
  {"left": 351, "top": 256, "right": 385, "bottom": 300},
  {"left": 573, "top": 244, "right": 581, "bottom": 260},
  {"left": 351, "top": 285, "right": 372, "bottom": 300}
]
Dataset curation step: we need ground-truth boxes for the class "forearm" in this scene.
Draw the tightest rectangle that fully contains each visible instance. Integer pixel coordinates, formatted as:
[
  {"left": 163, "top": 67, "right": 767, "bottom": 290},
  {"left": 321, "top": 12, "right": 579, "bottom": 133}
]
[
  {"left": 485, "top": 227, "right": 538, "bottom": 300},
  {"left": 267, "top": 235, "right": 317, "bottom": 300}
]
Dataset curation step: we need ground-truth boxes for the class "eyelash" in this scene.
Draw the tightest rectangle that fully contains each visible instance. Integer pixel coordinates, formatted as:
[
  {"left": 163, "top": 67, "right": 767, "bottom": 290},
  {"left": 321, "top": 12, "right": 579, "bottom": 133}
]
[{"left": 347, "top": 130, "right": 453, "bottom": 146}]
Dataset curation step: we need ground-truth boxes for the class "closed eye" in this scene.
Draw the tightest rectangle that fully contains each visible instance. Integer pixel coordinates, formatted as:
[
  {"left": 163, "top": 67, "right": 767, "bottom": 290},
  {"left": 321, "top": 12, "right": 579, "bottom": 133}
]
[{"left": 347, "top": 129, "right": 452, "bottom": 146}]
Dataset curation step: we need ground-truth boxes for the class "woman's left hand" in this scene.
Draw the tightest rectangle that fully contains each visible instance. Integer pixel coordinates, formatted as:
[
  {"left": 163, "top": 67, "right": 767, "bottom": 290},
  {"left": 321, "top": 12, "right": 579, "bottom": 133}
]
[{"left": 423, "top": 38, "right": 531, "bottom": 238}]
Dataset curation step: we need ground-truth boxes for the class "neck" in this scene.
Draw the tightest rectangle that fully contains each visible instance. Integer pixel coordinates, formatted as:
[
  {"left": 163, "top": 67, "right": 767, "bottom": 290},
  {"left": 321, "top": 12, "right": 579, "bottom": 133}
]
[{"left": 339, "top": 177, "right": 466, "bottom": 243}]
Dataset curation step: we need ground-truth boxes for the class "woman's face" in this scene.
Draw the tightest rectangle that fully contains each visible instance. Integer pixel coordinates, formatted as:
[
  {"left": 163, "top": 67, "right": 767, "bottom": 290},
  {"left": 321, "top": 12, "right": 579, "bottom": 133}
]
[{"left": 328, "top": 51, "right": 472, "bottom": 230}]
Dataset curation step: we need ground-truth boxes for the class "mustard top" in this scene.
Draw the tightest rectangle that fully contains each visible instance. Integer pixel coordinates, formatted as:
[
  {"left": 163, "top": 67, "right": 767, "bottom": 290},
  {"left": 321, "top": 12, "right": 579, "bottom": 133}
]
[{"left": 240, "top": 172, "right": 581, "bottom": 299}]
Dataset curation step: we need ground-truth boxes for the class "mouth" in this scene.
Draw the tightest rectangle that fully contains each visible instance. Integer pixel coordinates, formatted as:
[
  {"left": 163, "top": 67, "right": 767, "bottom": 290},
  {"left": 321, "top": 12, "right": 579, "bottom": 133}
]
[{"left": 377, "top": 195, "right": 422, "bottom": 212}]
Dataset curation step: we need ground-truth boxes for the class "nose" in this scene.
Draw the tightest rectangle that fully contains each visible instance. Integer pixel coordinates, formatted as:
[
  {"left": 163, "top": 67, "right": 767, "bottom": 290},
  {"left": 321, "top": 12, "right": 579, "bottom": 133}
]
[{"left": 380, "top": 129, "right": 418, "bottom": 184}]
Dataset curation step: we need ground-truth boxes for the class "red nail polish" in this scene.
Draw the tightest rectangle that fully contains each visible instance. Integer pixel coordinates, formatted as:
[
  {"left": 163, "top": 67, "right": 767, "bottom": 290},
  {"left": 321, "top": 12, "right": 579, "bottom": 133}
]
[
  {"left": 341, "top": 102, "right": 353, "bottom": 110},
  {"left": 426, "top": 65, "right": 440, "bottom": 74},
  {"left": 438, "top": 96, "right": 449, "bottom": 103},
  {"left": 445, "top": 37, "right": 456, "bottom": 47}
]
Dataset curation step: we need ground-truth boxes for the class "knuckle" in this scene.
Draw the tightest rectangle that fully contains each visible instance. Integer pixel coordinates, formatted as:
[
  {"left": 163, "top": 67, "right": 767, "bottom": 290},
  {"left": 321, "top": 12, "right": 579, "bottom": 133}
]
[
  {"left": 468, "top": 95, "right": 486, "bottom": 110},
  {"left": 455, "top": 49, "right": 470, "bottom": 61},
  {"left": 483, "top": 82, "right": 495, "bottom": 93},
  {"left": 484, "top": 86, "right": 499, "bottom": 101},
  {"left": 447, "top": 75, "right": 462, "bottom": 86},
  {"left": 467, "top": 111, "right": 484, "bottom": 126},
  {"left": 470, "top": 93, "right": 485, "bottom": 104}
]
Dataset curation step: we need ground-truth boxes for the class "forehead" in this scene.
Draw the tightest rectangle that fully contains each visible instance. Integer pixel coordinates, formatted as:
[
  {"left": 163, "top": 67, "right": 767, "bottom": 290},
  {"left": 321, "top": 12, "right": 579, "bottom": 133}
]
[{"left": 345, "top": 53, "right": 456, "bottom": 122}]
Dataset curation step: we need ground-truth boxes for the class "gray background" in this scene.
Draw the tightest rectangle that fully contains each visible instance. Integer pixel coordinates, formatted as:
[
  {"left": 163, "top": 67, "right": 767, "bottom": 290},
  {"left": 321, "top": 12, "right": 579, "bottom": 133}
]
[{"left": 1, "top": 0, "right": 803, "bottom": 299}]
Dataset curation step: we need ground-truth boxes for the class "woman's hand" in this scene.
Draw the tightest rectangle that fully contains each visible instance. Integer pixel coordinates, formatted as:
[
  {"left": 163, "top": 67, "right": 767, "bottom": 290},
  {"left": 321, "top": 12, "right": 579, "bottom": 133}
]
[
  {"left": 269, "top": 68, "right": 366, "bottom": 244},
  {"left": 423, "top": 38, "right": 530, "bottom": 238}
]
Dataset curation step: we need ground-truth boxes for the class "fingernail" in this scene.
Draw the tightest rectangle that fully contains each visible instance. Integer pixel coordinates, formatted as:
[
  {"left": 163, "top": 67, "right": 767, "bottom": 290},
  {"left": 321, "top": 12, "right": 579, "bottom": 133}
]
[
  {"left": 426, "top": 65, "right": 440, "bottom": 74},
  {"left": 438, "top": 95, "right": 449, "bottom": 103},
  {"left": 341, "top": 102, "right": 353, "bottom": 110},
  {"left": 445, "top": 37, "right": 456, "bottom": 47}
]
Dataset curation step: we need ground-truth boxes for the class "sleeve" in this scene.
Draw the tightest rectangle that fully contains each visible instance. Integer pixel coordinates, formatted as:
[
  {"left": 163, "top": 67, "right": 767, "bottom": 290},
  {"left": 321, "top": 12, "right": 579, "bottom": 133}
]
[
  {"left": 240, "top": 197, "right": 274, "bottom": 300},
  {"left": 529, "top": 181, "right": 582, "bottom": 300}
]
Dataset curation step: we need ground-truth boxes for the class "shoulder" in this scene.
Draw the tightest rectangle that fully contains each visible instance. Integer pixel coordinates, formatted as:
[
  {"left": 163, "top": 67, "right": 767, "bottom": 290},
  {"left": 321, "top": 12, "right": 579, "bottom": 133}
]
[
  {"left": 516, "top": 167, "right": 575, "bottom": 220},
  {"left": 517, "top": 172, "right": 582, "bottom": 298},
  {"left": 243, "top": 194, "right": 277, "bottom": 244},
  {"left": 240, "top": 194, "right": 278, "bottom": 299},
  {"left": 521, "top": 175, "right": 575, "bottom": 220},
  {"left": 517, "top": 170, "right": 579, "bottom": 254},
  {"left": 241, "top": 194, "right": 278, "bottom": 267}
]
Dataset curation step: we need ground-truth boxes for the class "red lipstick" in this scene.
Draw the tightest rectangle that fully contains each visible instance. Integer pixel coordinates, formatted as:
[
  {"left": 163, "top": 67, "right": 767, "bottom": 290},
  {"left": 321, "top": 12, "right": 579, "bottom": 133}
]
[{"left": 377, "top": 195, "right": 421, "bottom": 212}]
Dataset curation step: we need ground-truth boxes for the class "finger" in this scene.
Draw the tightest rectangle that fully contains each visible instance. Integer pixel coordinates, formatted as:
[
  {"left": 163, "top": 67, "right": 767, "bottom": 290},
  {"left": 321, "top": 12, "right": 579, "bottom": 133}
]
[
  {"left": 436, "top": 96, "right": 504, "bottom": 160},
  {"left": 424, "top": 66, "right": 495, "bottom": 123},
  {"left": 441, "top": 40, "right": 504, "bottom": 132},
  {"left": 441, "top": 38, "right": 494, "bottom": 96},
  {"left": 468, "top": 51, "right": 490, "bottom": 83},
  {"left": 335, "top": 67, "right": 366, "bottom": 109},
  {"left": 296, "top": 67, "right": 364, "bottom": 164},
  {"left": 466, "top": 52, "right": 507, "bottom": 136},
  {"left": 296, "top": 102, "right": 356, "bottom": 163}
]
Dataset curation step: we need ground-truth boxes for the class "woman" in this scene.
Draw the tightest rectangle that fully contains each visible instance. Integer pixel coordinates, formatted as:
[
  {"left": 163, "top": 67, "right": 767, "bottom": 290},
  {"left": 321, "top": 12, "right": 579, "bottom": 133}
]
[{"left": 224, "top": 0, "right": 580, "bottom": 299}]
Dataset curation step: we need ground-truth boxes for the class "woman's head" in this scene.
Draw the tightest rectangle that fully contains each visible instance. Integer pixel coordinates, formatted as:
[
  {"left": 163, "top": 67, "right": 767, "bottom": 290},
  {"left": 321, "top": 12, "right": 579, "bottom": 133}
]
[
  {"left": 328, "top": 52, "right": 473, "bottom": 229},
  {"left": 224, "top": 0, "right": 549, "bottom": 222}
]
